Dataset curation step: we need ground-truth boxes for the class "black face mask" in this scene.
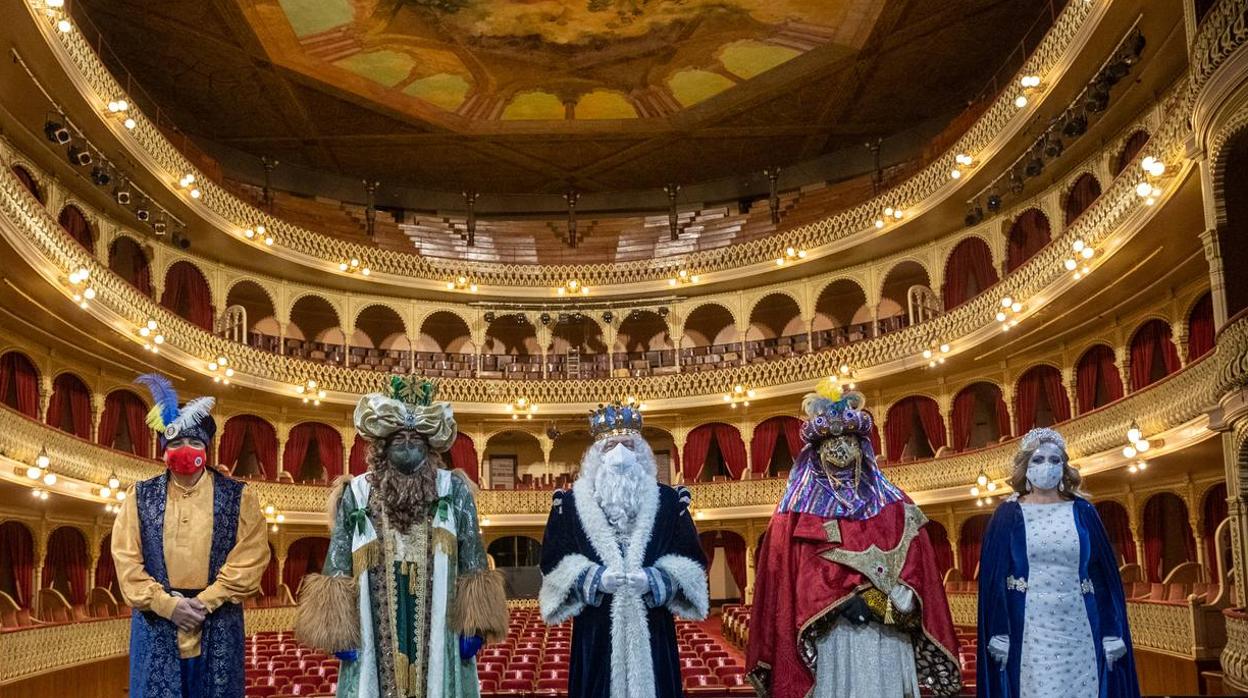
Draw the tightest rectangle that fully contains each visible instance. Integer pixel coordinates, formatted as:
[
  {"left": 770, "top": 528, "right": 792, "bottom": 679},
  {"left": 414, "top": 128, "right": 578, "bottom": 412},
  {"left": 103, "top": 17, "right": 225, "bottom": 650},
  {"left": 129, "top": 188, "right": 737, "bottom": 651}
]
[{"left": 386, "top": 434, "right": 429, "bottom": 475}]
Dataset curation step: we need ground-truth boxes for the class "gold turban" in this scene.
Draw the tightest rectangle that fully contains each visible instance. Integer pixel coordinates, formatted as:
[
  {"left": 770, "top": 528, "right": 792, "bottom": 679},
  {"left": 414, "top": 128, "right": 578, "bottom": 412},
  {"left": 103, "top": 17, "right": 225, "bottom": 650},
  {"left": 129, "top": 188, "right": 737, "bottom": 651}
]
[{"left": 353, "top": 393, "right": 457, "bottom": 452}]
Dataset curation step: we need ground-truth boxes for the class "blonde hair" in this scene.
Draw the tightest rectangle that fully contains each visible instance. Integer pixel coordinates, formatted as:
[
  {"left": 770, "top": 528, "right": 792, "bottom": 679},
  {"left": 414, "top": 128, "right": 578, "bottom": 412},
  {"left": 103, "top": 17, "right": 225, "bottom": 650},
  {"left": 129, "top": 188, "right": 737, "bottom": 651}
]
[{"left": 1009, "top": 437, "right": 1087, "bottom": 499}]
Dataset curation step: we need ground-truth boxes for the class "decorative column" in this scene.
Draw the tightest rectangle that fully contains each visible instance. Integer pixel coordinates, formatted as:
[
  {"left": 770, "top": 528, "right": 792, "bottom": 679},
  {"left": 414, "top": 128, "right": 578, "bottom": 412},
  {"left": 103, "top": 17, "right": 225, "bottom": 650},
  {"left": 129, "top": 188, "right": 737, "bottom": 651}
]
[
  {"left": 1126, "top": 488, "right": 1146, "bottom": 573},
  {"left": 1062, "top": 366, "right": 1078, "bottom": 417},
  {"left": 90, "top": 392, "right": 105, "bottom": 443},
  {"left": 1000, "top": 382, "right": 1016, "bottom": 438},
  {"left": 1115, "top": 345, "right": 1132, "bottom": 396},
  {"left": 744, "top": 522, "right": 758, "bottom": 604},
  {"left": 38, "top": 376, "right": 52, "bottom": 423},
  {"left": 945, "top": 512, "right": 960, "bottom": 573},
  {"left": 275, "top": 423, "right": 291, "bottom": 480},
  {"left": 671, "top": 426, "right": 691, "bottom": 485},
  {"left": 1200, "top": 229, "right": 1229, "bottom": 328},
  {"left": 741, "top": 424, "right": 754, "bottom": 480}
]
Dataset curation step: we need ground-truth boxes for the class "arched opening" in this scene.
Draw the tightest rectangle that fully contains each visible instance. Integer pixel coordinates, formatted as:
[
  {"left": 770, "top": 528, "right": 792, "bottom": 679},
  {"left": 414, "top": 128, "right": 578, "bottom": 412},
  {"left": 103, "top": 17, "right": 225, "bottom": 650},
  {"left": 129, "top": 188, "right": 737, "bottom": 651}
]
[
  {"left": 283, "top": 422, "right": 342, "bottom": 483},
  {"left": 58, "top": 204, "right": 95, "bottom": 252},
  {"left": 95, "top": 534, "right": 117, "bottom": 598},
  {"left": 42, "top": 527, "right": 88, "bottom": 605},
  {"left": 483, "top": 430, "right": 544, "bottom": 489},
  {"left": 699, "top": 531, "right": 747, "bottom": 602},
  {"left": 926, "top": 520, "right": 953, "bottom": 576},
  {"left": 942, "top": 238, "right": 998, "bottom": 311},
  {"left": 548, "top": 430, "right": 594, "bottom": 490},
  {"left": 352, "top": 305, "right": 411, "bottom": 373},
  {"left": 959, "top": 515, "right": 991, "bottom": 579},
  {"left": 683, "top": 423, "right": 747, "bottom": 482},
  {"left": 1188, "top": 292, "right": 1215, "bottom": 361},
  {"left": 812, "top": 279, "right": 871, "bottom": 349},
  {"left": 1074, "top": 344, "right": 1123, "bottom": 413},
  {"left": 0, "top": 521, "right": 35, "bottom": 607},
  {"left": 98, "top": 389, "right": 150, "bottom": 458},
  {"left": 287, "top": 296, "right": 344, "bottom": 365},
  {"left": 642, "top": 427, "right": 679, "bottom": 484},
  {"left": 1203, "top": 483, "right": 1228, "bottom": 580},
  {"left": 1113, "top": 130, "right": 1151, "bottom": 176},
  {"left": 487, "top": 536, "right": 542, "bottom": 568},
  {"left": 1013, "top": 365, "right": 1071, "bottom": 433},
  {"left": 548, "top": 313, "right": 607, "bottom": 379},
  {"left": 161, "top": 261, "right": 214, "bottom": 331},
  {"left": 878, "top": 261, "right": 933, "bottom": 334},
  {"left": 1005, "top": 209, "right": 1050, "bottom": 272},
  {"left": 884, "top": 395, "right": 946, "bottom": 462},
  {"left": 1142, "top": 493, "right": 1196, "bottom": 582},
  {"left": 615, "top": 310, "right": 675, "bottom": 377},
  {"left": 1218, "top": 128, "right": 1248, "bottom": 318},
  {"left": 1128, "top": 319, "right": 1180, "bottom": 391},
  {"left": 680, "top": 304, "right": 738, "bottom": 371},
  {"left": 481, "top": 314, "right": 540, "bottom": 381},
  {"left": 12, "top": 165, "right": 44, "bottom": 203},
  {"left": 0, "top": 351, "right": 40, "bottom": 419},
  {"left": 449, "top": 433, "right": 480, "bottom": 483},
  {"left": 1094, "top": 501, "right": 1137, "bottom": 566},
  {"left": 224, "top": 281, "right": 279, "bottom": 353},
  {"left": 950, "top": 382, "right": 1009, "bottom": 450},
  {"left": 751, "top": 416, "right": 802, "bottom": 477},
  {"left": 219, "top": 415, "right": 277, "bottom": 479},
  {"left": 108, "top": 237, "right": 153, "bottom": 297},
  {"left": 744, "top": 294, "right": 803, "bottom": 364},
  {"left": 416, "top": 311, "right": 475, "bottom": 378},
  {"left": 284, "top": 537, "right": 330, "bottom": 595},
  {"left": 46, "top": 372, "right": 91, "bottom": 439},
  {"left": 1063, "top": 173, "right": 1101, "bottom": 225}
]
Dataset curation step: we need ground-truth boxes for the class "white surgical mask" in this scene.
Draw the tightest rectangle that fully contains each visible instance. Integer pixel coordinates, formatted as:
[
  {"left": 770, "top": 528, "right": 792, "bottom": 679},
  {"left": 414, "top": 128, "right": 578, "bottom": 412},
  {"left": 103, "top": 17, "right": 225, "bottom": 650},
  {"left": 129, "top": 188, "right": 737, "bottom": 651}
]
[
  {"left": 603, "top": 443, "right": 636, "bottom": 471},
  {"left": 1027, "top": 462, "right": 1064, "bottom": 491}
]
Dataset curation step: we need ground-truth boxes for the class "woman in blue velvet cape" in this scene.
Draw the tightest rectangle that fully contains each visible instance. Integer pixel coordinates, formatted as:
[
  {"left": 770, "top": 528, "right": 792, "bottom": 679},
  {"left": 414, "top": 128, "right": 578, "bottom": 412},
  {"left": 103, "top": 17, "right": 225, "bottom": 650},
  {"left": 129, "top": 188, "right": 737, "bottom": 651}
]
[{"left": 976, "top": 492, "right": 1140, "bottom": 697}]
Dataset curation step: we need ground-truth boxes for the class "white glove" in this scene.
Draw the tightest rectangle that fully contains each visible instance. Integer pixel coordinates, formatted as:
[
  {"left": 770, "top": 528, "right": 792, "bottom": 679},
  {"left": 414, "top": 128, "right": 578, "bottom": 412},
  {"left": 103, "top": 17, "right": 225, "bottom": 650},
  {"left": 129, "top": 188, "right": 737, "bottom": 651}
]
[
  {"left": 987, "top": 635, "right": 1009, "bottom": 663},
  {"left": 624, "top": 570, "right": 650, "bottom": 595},
  {"left": 1103, "top": 636, "right": 1127, "bottom": 670},
  {"left": 888, "top": 585, "right": 915, "bottom": 614},
  {"left": 600, "top": 569, "right": 626, "bottom": 594}
]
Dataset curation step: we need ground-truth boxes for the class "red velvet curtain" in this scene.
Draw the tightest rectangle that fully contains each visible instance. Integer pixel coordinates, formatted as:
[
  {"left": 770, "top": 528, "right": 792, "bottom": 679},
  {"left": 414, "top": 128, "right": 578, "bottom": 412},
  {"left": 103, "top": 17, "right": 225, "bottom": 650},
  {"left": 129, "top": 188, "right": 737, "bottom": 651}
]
[
  {"left": 960, "top": 515, "right": 991, "bottom": 579},
  {"left": 317, "top": 427, "right": 342, "bottom": 482},
  {"left": 220, "top": 415, "right": 277, "bottom": 479},
  {"left": 110, "top": 239, "right": 153, "bottom": 297},
  {"left": 261, "top": 545, "right": 278, "bottom": 596},
  {"left": 751, "top": 418, "right": 782, "bottom": 475},
  {"left": 926, "top": 521, "right": 953, "bottom": 576},
  {"left": 160, "top": 262, "right": 215, "bottom": 331},
  {"left": 1063, "top": 173, "right": 1102, "bottom": 226},
  {"left": 950, "top": 389, "right": 977, "bottom": 452},
  {"left": 283, "top": 538, "right": 329, "bottom": 592},
  {"left": 942, "top": 238, "right": 999, "bottom": 310},
  {"left": 1114, "top": 130, "right": 1151, "bottom": 176},
  {"left": 682, "top": 425, "right": 715, "bottom": 481},
  {"left": 12, "top": 165, "right": 43, "bottom": 203},
  {"left": 58, "top": 205, "right": 93, "bottom": 252},
  {"left": 915, "top": 398, "right": 947, "bottom": 452},
  {"left": 1094, "top": 502, "right": 1137, "bottom": 566},
  {"left": 43, "top": 527, "right": 87, "bottom": 604},
  {"left": 0, "top": 352, "right": 40, "bottom": 419},
  {"left": 46, "top": 373, "right": 91, "bottom": 439},
  {"left": 449, "top": 433, "right": 479, "bottom": 482},
  {"left": 714, "top": 424, "right": 748, "bottom": 479},
  {"left": 1014, "top": 366, "right": 1069, "bottom": 432},
  {"left": 1142, "top": 494, "right": 1196, "bottom": 582},
  {"left": 1203, "top": 483, "right": 1229, "bottom": 579},
  {"left": 0, "top": 522, "right": 33, "bottom": 606},
  {"left": 1188, "top": 293, "right": 1215, "bottom": 361},
  {"left": 1130, "top": 320, "right": 1181, "bottom": 391},
  {"left": 98, "top": 390, "right": 150, "bottom": 458},
  {"left": 1041, "top": 367, "right": 1072, "bottom": 424},
  {"left": 282, "top": 424, "right": 312, "bottom": 477},
  {"left": 698, "top": 531, "right": 747, "bottom": 596},
  {"left": 885, "top": 398, "right": 917, "bottom": 462},
  {"left": 699, "top": 532, "right": 718, "bottom": 569},
  {"left": 283, "top": 423, "right": 341, "bottom": 482},
  {"left": 1005, "top": 209, "right": 1051, "bottom": 272},
  {"left": 95, "top": 534, "right": 116, "bottom": 593},
  {"left": 349, "top": 435, "right": 371, "bottom": 476},
  {"left": 1075, "top": 345, "right": 1123, "bottom": 413}
]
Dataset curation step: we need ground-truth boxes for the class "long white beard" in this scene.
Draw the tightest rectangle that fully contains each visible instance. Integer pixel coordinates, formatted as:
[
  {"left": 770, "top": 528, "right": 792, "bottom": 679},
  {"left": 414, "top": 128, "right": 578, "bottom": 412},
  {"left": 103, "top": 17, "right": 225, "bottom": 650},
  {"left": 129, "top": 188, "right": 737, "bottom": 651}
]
[{"left": 593, "top": 458, "right": 646, "bottom": 532}]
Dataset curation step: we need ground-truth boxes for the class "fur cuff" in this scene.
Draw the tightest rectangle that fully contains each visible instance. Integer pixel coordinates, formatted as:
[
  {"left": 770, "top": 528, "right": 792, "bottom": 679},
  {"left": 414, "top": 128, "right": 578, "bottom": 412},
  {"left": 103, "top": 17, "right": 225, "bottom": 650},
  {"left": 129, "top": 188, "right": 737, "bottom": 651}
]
[
  {"left": 294, "top": 574, "right": 360, "bottom": 653},
  {"left": 653, "top": 554, "right": 710, "bottom": 620},
  {"left": 453, "top": 569, "right": 508, "bottom": 644},
  {"left": 540, "top": 553, "right": 596, "bottom": 625}
]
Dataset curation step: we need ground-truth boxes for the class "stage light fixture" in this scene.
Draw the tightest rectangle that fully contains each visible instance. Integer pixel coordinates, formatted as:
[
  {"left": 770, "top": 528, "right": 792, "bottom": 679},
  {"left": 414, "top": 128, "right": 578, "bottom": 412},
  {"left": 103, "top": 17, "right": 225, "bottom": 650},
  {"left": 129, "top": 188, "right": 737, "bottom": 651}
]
[
  {"left": 67, "top": 146, "right": 92, "bottom": 167},
  {"left": 539, "top": 312, "right": 551, "bottom": 326},
  {"left": 658, "top": 307, "right": 670, "bottom": 318},
  {"left": 153, "top": 218, "right": 167, "bottom": 235},
  {"left": 484, "top": 312, "right": 496, "bottom": 324},
  {"left": 114, "top": 187, "right": 131, "bottom": 205},
  {"left": 986, "top": 193, "right": 1002, "bottom": 212},
  {"left": 1062, "top": 112, "right": 1088, "bottom": 138},
  {"left": 601, "top": 311, "right": 613, "bottom": 324},
  {"left": 1043, "top": 136, "right": 1064, "bottom": 159},
  {"left": 135, "top": 207, "right": 150, "bottom": 222},
  {"left": 964, "top": 206, "right": 984, "bottom": 228},
  {"left": 90, "top": 166, "right": 110, "bottom": 186},
  {"left": 1024, "top": 154, "right": 1044, "bottom": 178},
  {"left": 1085, "top": 85, "right": 1110, "bottom": 113},
  {"left": 44, "top": 120, "right": 71, "bottom": 144}
]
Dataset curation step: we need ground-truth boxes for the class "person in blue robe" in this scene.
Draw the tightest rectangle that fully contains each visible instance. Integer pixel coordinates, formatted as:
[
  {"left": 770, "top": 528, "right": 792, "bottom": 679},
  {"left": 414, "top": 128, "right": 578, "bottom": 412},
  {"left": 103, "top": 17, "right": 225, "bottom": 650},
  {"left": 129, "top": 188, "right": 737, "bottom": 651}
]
[{"left": 977, "top": 427, "right": 1139, "bottom": 698}]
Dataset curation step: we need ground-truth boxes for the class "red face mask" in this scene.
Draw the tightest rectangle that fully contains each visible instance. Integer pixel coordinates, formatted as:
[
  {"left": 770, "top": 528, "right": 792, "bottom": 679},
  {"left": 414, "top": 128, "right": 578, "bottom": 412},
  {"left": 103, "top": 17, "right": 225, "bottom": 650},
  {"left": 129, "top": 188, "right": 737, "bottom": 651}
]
[{"left": 166, "top": 444, "right": 207, "bottom": 475}]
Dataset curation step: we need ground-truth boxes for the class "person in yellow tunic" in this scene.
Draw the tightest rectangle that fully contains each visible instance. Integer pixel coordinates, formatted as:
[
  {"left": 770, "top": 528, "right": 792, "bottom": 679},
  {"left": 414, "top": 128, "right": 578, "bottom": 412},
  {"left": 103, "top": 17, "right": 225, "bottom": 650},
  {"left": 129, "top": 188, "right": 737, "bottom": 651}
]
[{"left": 112, "top": 373, "right": 269, "bottom": 698}]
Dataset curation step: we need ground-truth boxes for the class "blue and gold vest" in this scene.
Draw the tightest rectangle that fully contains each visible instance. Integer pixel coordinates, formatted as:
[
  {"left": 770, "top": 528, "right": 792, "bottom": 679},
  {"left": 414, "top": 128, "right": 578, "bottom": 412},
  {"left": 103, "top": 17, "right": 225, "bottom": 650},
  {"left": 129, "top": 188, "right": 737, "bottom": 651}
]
[{"left": 129, "top": 470, "right": 245, "bottom": 698}]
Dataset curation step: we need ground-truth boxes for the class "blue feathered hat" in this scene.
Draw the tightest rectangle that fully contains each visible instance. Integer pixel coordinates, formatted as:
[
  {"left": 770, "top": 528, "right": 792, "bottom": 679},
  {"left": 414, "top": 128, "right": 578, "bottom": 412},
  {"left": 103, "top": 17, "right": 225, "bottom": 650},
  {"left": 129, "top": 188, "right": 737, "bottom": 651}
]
[{"left": 134, "top": 373, "right": 217, "bottom": 447}]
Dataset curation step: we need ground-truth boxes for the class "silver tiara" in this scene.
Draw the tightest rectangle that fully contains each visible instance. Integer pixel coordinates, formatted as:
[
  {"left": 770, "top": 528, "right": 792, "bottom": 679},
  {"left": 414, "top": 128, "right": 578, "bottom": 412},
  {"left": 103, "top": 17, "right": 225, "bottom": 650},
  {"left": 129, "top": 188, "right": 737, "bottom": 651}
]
[{"left": 1020, "top": 427, "right": 1066, "bottom": 452}]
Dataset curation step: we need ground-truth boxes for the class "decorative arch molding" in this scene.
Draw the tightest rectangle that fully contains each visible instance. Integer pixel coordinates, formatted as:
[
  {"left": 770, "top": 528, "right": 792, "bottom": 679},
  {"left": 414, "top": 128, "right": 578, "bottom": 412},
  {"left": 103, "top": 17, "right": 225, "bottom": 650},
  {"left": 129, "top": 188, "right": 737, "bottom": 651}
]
[{"left": 351, "top": 301, "right": 413, "bottom": 340}]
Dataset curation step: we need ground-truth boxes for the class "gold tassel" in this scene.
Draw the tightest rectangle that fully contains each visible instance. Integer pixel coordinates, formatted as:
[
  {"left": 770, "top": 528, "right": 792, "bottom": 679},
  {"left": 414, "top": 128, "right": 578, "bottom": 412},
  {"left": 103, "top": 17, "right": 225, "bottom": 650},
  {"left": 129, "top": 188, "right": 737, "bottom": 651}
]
[
  {"left": 884, "top": 597, "right": 894, "bottom": 625},
  {"left": 394, "top": 653, "right": 408, "bottom": 694},
  {"left": 409, "top": 659, "right": 420, "bottom": 696}
]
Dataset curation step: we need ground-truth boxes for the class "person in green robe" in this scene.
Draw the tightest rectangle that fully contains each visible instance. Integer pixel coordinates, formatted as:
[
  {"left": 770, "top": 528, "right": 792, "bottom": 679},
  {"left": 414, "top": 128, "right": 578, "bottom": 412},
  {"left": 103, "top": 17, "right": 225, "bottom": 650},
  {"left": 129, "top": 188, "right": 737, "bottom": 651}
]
[{"left": 295, "top": 377, "right": 508, "bottom": 698}]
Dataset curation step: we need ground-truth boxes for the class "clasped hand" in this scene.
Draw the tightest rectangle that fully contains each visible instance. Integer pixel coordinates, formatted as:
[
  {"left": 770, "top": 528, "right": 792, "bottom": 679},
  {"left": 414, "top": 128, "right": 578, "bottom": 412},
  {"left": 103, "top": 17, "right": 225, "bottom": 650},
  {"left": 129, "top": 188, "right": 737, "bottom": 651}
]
[
  {"left": 171, "top": 597, "right": 208, "bottom": 632},
  {"left": 600, "top": 568, "right": 650, "bottom": 596}
]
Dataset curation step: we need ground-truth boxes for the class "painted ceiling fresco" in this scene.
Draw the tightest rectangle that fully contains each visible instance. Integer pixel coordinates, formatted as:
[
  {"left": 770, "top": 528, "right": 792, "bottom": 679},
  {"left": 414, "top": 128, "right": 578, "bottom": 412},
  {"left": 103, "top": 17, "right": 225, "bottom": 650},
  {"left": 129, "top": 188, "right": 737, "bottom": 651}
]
[{"left": 258, "top": 0, "right": 884, "bottom": 122}]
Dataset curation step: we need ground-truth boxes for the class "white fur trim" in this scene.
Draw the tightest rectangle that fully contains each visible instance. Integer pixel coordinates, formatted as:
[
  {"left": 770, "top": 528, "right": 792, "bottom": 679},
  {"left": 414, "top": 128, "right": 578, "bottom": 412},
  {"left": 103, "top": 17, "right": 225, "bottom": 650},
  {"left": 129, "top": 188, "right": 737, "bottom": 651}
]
[
  {"left": 653, "top": 554, "right": 710, "bottom": 620},
  {"left": 426, "top": 469, "right": 454, "bottom": 698},
  {"left": 540, "top": 554, "right": 596, "bottom": 624}
]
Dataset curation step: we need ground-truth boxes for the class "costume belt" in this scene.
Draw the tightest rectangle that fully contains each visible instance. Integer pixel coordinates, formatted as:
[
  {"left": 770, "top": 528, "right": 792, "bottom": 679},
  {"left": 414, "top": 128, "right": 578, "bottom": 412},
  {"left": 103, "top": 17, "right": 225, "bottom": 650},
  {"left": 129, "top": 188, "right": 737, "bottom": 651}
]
[{"left": 1005, "top": 575, "right": 1094, "bottom": 595}]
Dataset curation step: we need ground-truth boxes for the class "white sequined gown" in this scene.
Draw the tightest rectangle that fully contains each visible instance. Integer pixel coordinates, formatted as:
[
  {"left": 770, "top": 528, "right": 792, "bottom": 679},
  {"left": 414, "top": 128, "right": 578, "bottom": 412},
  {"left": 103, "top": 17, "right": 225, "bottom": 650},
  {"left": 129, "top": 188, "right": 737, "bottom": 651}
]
[
  {"left": 1018, "top": 501, "right": 1097, "bottom": 698},
  {"left": 812, "top": 619, "right": 919, "bottom": 697}
]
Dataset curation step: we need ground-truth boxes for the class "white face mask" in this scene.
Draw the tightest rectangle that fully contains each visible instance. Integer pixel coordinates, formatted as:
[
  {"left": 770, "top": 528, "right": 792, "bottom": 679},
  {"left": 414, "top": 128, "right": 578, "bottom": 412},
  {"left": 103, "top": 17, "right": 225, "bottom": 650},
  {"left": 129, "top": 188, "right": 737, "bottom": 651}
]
[
  {"left": 602, "top": 442, "right": 637, "bottom": 471},
  {"left": 1027, "top": 462, "right": 1063, "bottom": 490}
]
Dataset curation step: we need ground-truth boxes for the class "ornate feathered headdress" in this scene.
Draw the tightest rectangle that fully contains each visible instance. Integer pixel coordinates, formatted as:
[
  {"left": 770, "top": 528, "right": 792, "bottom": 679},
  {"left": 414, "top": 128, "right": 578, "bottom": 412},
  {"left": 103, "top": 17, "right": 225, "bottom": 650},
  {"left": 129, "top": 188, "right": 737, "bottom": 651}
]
[
  {"left": 134, "top": 373, "right": 217, "bottom": 446},
  {"left": 799, "top": 376, "right": 873, "bottom": 445},
  {"left": 353, "top": 375, "right": 457, "bottom": 452}
]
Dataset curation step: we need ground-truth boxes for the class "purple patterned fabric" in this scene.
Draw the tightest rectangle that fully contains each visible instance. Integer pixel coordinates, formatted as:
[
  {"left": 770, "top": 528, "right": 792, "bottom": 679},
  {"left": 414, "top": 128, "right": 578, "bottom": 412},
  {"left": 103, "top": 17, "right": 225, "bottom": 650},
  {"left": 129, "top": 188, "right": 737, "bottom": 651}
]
[{"left": 776, "top": 431, "right": 906, "bottom": 521}]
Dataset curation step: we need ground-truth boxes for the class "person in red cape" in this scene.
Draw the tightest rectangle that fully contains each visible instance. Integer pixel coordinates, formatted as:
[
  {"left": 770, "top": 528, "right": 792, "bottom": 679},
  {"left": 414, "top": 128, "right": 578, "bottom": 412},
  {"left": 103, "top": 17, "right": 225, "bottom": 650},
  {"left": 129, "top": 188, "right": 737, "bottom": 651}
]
[{"left": 747, "top": 379, "right": 961, "bottom": 697}]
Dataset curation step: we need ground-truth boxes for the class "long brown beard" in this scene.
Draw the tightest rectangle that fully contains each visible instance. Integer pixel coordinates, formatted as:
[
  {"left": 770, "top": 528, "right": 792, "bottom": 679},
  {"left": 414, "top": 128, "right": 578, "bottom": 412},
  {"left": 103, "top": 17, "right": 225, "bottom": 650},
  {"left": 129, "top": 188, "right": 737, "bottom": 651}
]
[{"left": 368, "top": 439, "right": 442, "bottom": 534}]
